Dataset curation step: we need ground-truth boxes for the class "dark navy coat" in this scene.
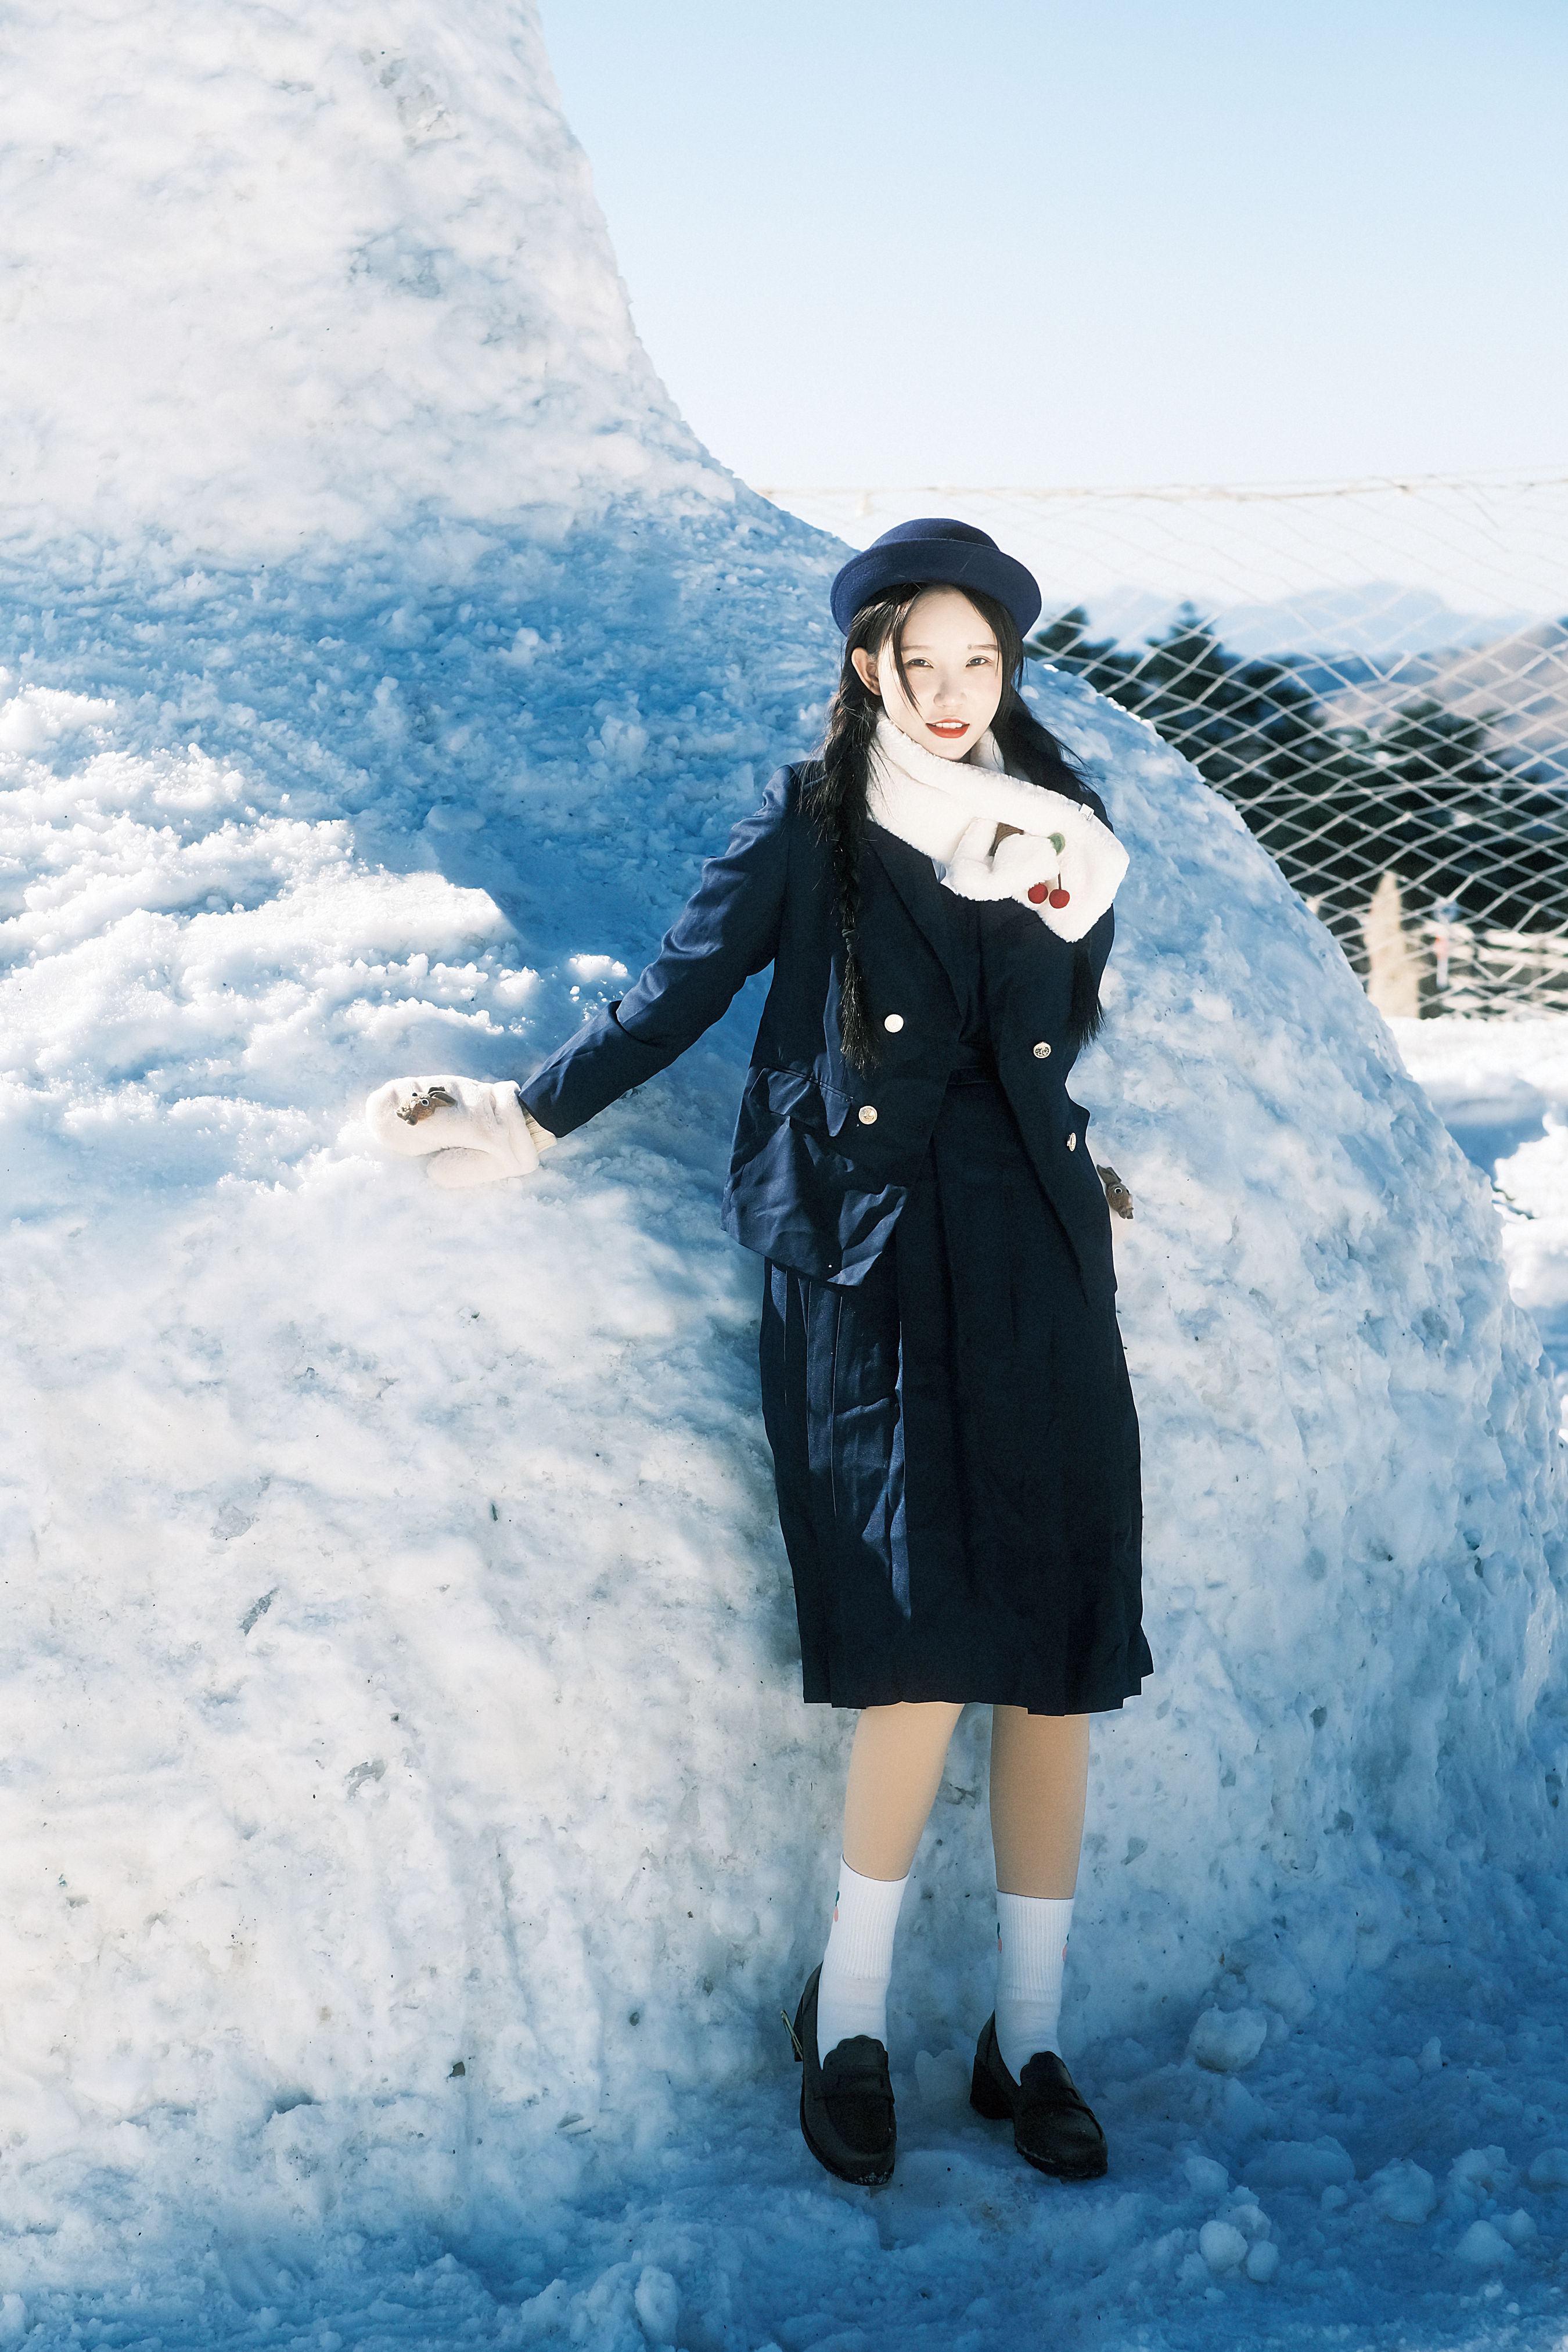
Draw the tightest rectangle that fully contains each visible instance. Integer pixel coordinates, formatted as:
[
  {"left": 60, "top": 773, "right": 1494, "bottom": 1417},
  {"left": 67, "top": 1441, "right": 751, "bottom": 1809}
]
[{"left": 518, "top": 765, "right": 1119, "bottom": 1299}]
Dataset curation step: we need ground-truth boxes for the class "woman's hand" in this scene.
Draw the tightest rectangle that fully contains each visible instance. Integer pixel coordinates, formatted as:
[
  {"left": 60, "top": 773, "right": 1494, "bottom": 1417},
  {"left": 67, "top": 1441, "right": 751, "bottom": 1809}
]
[{"left": 364, "top": 1076, "right": 557, "bottom": 1189}]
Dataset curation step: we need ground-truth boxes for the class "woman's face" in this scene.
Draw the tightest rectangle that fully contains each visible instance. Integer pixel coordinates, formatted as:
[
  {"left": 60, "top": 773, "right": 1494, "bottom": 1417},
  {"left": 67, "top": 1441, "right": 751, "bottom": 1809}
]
[{"left": 850, "top": 587, "right": 1005, "bottom": 761}]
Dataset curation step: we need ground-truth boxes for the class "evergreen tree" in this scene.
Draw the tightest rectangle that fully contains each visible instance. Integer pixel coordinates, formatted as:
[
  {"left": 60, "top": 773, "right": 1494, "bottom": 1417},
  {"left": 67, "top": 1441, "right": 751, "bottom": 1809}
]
[
  {"left": 1028, "top": 606, "right": 1373, "bottom": 942},
  {"left": 1026, "top": 609, "right": 1552, "bottom": 958},
  {"left": 1366, "top": 702, "right": 1558, "bottom": 933}
]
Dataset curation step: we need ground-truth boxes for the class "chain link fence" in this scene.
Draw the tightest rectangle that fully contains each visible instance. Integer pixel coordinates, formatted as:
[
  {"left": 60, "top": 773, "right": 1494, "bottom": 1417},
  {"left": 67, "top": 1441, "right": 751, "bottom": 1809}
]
[{"left": 762, "top": 474, "right": 1568, "bottom": 1017}]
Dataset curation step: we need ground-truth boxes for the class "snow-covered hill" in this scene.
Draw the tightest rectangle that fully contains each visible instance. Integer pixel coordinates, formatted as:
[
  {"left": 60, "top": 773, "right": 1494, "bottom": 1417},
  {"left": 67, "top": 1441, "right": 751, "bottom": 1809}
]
[
  {"left": 3, "top": 3, "right": 1568, "bottom": 2345},
  {"left": 0, "top": 0, "right": 722, "bottom": 557}
]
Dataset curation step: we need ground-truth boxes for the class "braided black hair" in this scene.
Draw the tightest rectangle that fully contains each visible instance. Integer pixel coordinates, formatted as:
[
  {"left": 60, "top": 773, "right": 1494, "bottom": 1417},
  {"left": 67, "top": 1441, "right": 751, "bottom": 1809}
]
[{"left": 802, "top": 584, "right": 1105, "bottom": 1070}]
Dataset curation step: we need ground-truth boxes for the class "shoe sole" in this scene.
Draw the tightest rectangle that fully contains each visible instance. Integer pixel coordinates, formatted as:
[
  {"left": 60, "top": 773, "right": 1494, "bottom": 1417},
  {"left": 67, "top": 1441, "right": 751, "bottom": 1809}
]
[
  {"left": 1016, "top": 2139, "right": 1109, "bottom": 2182},
  {"left": 970, "top": 2055, "right": 1108, "bottom": 2181}
]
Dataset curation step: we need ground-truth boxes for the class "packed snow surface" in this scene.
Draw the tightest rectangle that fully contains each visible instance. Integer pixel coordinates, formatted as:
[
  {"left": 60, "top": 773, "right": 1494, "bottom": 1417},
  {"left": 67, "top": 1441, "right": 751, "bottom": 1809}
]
[
  {"left": 1392, "top": 1015, "right": 1568, "bottom": 1443},
  {"left": 5, "top": 2, "right": 1568, "bottom": 2345},
  {"left": 0, "top": 0, "right": 717, "bottom": 558}
]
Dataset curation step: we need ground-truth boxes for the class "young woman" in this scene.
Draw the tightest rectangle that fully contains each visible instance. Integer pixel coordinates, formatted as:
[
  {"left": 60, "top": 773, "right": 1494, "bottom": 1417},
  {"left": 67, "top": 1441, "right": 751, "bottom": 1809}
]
[{"left": 369, "top": 519, "right": 1150, "bottom": 2189}]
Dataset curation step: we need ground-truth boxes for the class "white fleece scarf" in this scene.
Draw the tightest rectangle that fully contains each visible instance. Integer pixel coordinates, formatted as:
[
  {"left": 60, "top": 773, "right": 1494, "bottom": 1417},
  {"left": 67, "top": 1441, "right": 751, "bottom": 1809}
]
[{"left": 865, "top": 714, "right": 1128, "bottom": 945}]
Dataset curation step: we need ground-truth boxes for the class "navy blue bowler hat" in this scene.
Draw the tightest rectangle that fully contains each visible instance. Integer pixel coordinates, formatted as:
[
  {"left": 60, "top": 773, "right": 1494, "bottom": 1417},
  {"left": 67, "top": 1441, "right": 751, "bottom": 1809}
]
[{"left": 829, "top": 517, "right": 1042, "bottom": 639}]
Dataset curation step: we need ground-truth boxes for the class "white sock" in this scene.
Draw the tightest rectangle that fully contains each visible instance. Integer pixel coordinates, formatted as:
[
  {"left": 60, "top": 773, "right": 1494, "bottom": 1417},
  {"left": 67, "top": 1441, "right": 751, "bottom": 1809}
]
[
  {"left": 995, "top": 1892, "right": 1074, "bottom": 2078},
  {"left": 815, "top": 1858, "right": 908, "bottom": 2065}
]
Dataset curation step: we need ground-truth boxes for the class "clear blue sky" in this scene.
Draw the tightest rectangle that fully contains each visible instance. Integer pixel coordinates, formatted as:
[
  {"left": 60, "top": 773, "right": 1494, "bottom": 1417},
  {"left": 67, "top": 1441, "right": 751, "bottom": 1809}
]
[{"left": 540, "top": 0, "right": 1567, "bottom": 493}]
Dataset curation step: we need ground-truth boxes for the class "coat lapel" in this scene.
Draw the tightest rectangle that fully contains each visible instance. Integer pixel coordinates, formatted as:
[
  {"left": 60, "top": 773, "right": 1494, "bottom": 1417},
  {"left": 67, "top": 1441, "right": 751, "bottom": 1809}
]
[{"left": 865, "top": 824, "right": 966, "bottom": 1006}]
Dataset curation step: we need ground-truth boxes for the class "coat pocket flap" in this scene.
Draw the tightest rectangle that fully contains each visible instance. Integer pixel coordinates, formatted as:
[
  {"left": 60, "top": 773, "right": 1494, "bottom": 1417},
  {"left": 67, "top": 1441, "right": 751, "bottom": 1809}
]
[{"left": 751, "top": 1064, "right": 854, "bottom": 1139}]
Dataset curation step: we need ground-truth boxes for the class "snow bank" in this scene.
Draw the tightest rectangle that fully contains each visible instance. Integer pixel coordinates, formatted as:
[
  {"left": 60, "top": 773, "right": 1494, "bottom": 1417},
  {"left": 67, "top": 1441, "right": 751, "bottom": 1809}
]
[
  {"left": 1392, "top": 1012, "right": 1568, "bottom": 1440},
  {"left": 0, "top": 0, "right": 719, "bottom": 559},
  {"left": 3, "top": 0, "right": 1568, "bottom": 2331}
]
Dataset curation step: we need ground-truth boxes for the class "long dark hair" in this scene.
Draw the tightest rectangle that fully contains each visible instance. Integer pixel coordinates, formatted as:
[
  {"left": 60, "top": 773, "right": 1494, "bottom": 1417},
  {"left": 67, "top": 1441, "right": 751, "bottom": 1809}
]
[{"left": 802, "top": 583, "right": 1106, "bottom": 1070}]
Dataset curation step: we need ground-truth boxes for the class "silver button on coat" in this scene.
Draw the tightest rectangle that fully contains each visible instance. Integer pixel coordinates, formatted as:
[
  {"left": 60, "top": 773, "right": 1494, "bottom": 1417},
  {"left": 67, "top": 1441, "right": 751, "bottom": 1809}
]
[
  {"left": 883, "top": 1013, "right": 904, "bottom": 1033},
  {"left": 1033, "top": 1041, "right": 1051, "bottom": 1059},
  {"left": 1066, "top": 1131, "right": 1077, "bottom": 1150},
  {"left": 858, "top": 1104, "right": 878, "bottom": 1125}
]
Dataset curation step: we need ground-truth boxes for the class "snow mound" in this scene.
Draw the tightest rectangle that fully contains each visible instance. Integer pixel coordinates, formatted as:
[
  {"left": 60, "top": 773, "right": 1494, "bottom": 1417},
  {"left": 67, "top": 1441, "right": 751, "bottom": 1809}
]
[
  {"left": 2, "top": 0, "right": 1566, "bottom": 2307},
  {"left": 1, "top": 0, "right": 717, "bottom": 558}
]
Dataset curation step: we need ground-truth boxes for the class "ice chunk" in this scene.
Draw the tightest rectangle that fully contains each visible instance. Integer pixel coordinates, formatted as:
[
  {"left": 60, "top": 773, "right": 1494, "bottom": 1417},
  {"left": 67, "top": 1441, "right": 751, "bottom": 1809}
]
[
  {"left": 1455, "top": 2220, "right": 1513, "bottom": 2269},
  {"left": 1184, "top": 2153, "right": 1231, "bottom": 2197},
  {"left": 1189, "top": 2006, "right": 1269, "bottom": 2074},
  {"left": 1368, "top": 2160, "right": 1437, "bottom": 2225},
  {"left": 1199, "top": 2220, "right": 1249, "bottom": 2274},
  {"left": 1227, "top": 2200, "right": 1271, "bottom": 2239},
  {"left": 1447, "top": 2145, "right": 1513, "bottom": 2200},
  {"left": 1528, "top": 2147, "right": 1568, "bottom": 2189},
  {"left": 1245, "top": 2242, "right": 1280, "bottom": 2283},
  {"left": 632, "top": 2267, "right": 679, "bottom": 2345}
]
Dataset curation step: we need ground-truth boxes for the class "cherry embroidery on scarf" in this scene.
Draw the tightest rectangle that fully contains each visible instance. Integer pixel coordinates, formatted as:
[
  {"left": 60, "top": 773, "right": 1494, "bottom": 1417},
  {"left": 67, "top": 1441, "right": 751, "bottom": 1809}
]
[
  {"left": 1028, "top": 882, "right": 1049, "bottom": 905},
  {"left": 1049, "top": 887, "right": 1071, "bottom": 909}
]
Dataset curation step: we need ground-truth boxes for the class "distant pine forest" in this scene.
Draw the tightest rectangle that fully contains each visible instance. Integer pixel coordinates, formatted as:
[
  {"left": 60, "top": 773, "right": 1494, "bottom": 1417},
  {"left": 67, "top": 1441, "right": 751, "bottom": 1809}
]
[{"left": 1028, "top": 607, "right": 1568, "bottom": 977}]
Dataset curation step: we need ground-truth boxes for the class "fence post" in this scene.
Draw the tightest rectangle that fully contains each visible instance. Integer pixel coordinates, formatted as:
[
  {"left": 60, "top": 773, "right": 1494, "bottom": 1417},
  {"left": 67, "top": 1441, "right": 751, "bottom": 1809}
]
[{"left": 1362, "top": 872, "right": 1423, "bottom": 1018}]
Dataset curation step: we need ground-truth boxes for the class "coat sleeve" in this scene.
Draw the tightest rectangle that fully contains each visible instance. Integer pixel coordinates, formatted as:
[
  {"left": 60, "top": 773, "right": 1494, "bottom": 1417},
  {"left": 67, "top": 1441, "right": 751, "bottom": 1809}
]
[{"left": 516, "top": 767, "right": 796, "bottom": 1138}]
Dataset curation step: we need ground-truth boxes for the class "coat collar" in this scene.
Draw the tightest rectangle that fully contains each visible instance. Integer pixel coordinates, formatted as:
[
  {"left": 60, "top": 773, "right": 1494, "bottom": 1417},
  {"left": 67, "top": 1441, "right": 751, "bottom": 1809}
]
[{"left": 864, "top": 822, "right": 968, "bottom": 1008}]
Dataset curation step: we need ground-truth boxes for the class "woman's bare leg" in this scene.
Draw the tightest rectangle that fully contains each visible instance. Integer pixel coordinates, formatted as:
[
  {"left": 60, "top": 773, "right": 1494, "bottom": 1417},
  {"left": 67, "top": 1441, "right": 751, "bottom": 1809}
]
[
  {"left": 988, "top": 1707, "right": 1089, "bottom": 1897},
  {"left": 841, "top": 1699, "right": 965, "bottom": 1879},
  {"left": 812, "top": 1700, "right": 964, "bottom": 2065},
  {"left": 986, "top": 1708, "right": 1089, "bottom": 2075}
]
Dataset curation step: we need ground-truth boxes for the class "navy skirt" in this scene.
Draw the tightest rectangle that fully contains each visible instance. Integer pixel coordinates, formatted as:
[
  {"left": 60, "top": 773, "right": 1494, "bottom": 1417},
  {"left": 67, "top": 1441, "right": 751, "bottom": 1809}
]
[{"left": 758, "top": 1071, "right": 1149, "bottom": 1716}]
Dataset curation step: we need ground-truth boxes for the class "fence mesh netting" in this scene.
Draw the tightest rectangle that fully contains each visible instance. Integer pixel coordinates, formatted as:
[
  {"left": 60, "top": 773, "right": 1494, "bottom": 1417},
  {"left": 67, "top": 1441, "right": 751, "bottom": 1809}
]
[{"left": 763, "top": 474, "right": 1568, "bottom": 1017}]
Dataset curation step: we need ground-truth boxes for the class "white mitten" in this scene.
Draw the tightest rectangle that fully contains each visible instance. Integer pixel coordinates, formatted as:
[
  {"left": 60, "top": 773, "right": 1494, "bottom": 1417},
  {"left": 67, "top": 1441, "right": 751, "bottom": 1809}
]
[{"left": 365, "top": 1076, "right": 558, "bottom": 1188}]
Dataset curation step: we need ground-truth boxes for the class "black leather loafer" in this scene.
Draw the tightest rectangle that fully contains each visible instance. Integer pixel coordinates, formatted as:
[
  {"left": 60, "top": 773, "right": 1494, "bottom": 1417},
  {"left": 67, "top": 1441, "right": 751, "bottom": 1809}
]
[
  {"left": 788, "top": 1965, "right": 896, "bottom": 2187},
  {"left": 969, "top": 2014, "right": 1108, "bottom": 2180}
]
